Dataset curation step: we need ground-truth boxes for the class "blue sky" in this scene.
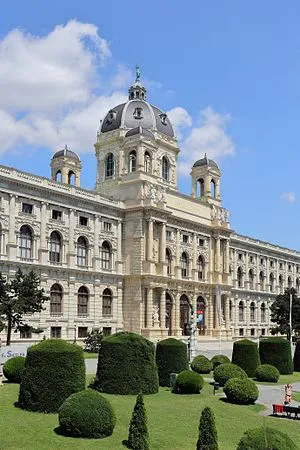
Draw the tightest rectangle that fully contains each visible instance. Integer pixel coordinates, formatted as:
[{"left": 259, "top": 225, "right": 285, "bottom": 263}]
[{"left": 0, "top": 1, "right": 300, "bottom": 249}]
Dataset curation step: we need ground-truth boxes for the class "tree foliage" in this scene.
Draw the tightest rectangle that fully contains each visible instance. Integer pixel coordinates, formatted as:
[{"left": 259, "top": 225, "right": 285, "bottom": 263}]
[
  {"left": 270, "top": 288, "right": 300, "bottom": 340},
  {"left": 196, "top": 406, "right": 218, "bottom": 450},
  {"left": 0, "top": 269, "right": 49, "bottom": 345},
  {"left": 127, "top": 394, "right": 149, "bottom": 450},
  {"left": 84, "top": 328, "right": 103, "bottom": 353}
]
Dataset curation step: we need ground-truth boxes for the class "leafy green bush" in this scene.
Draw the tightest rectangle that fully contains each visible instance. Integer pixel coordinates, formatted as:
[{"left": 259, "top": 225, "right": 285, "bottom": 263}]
[
  {"left": 293, "top": 340, "right": 300, "bottom": 371},
  {"left": 231, "top": 339, "right": 260, "bottom": 377},
  {"left": 210, "top": 354, "right": 230, "bottom": 369},
  {"left": 191, "top": 355, "right": 213, "bottom": 374},
  {"left": 255, "top": 364, "right": 280, "bottom": 382},
  {"left": 58, "top": 389, "right": 116, "bottom": 438},
  {"left": 172, "top": 370, "right": 204, "bottom": 394},
  {"left": 156, "top": 338, "right": 188, "bottom": 386},
  {"left": 93, "top": 332, "right": 159, "bottom": 395},
  {"left": 18, "top": 339, "right": 85, "bottom": 412},
  {"left": 3, "top": 356, "right": 25, "bottom": 383},
  {"left": 84, "top": 329, "right": 103, "bottom": 353},
  {"left": 196, "top": 406, "right": 218, "bottom": 450},
  {"left": 223, "top": 378, "right": 258, "bottom": 404},
  {"left": 127, "top": 394, "right": 149, "bottom": 450},
  {"left": 213, "top": 363, "right": 247, "bottom": 387},
  {"left": 237, "top": 426, "right": 297, "bottom": 450},
  {"left": 259, "top": 337, "right": 293, "bottom": 374}
]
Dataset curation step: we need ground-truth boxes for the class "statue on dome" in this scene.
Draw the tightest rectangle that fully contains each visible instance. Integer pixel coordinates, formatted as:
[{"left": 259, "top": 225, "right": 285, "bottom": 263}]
[{"left": 135, "top": 64, "right": 141, "bottom": 82}]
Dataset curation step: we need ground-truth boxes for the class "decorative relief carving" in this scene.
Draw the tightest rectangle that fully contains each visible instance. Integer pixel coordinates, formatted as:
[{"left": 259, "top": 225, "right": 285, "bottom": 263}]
[{"left": 211, "top": 206, "right": 230, "bottom": 223}]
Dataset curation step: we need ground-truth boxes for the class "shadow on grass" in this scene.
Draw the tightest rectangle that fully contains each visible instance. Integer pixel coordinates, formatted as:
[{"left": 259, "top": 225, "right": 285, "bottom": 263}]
[{"left": 122, "top": 439, "right": 130, "bottom": 448}]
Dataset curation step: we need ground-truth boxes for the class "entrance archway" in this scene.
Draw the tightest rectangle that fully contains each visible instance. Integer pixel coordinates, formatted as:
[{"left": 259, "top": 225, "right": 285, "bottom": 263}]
[
  {"left": 166, "top": 293, "right": 173, "bottom": 335},
  {"left": 180, "top": 294, "right": 190, "bottom": 336},
  {"left": 196, "top": 296, "right": 206, "bottom": 335}
]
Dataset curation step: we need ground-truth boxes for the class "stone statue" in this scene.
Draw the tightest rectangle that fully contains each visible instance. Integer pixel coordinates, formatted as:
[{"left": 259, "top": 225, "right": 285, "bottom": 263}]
[
  {"left": 152, "top": 305, "right": 159, "bottom": 326},
  {"left": 135, "top": 64, "right": 141, "bottom": 82}
]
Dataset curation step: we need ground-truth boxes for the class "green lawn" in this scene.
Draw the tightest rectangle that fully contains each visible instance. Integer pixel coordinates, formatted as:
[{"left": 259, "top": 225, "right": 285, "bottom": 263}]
[
  {"left": 83, "top": 352, "right": 98, "bottom": 359},
  {"left": 254, "top": 372, "right": 300, "bottom": 385},
  {"left": 1, "top": 379, "right": 300, "bottom": 450}
]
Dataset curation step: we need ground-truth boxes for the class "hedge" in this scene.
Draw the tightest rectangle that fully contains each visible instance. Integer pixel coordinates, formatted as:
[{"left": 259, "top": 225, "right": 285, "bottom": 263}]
[
  {"left": 3, "top": 356, "right": 25, "bottom": 383},
  {"left": 156, "top": 338, "right": 188, "bottom": 386},
  {"left": 58, "top": 389, "right": 116, "bottom": 438},
  {"left": 293, "top": 340, "right": 300, "bottom": 371},
  {"left": 172, "top": 370, "right": 204, "bottom": 394},
  {"left": 191, "top": 355, "right": 213, "bottom": 374},
  {"left": 259, "top": 337, "right": 293, "bottom": 374},
  {"left": 210, "top": 355, "right": 230, "bottom": 369},
  {"left": 255, "top": 364, "right": 280, "bottom": 383},
  {"left": 237, "top": 426, "right": 297, "bottom": 450},
  {"left": 93, "top": 332, "right": 159, "bottom": 395},
  {"left": 223, "top": 378, "right": 259, "bottom": 404},
  {"left": 231, "top": 339, "right": 260, "bottom": 377},
  {"left": 213, "top": 363, "right": 247, "bottom": 387},
  {"left": 18, "top": 339, "right": 86, "bottom": 412}
]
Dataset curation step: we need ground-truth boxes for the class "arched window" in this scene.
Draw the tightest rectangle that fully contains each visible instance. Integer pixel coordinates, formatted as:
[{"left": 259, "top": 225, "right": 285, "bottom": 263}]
[
  {"left": 102, "top": 288, "right": 112, "bottom": 316},
  {"left": 166, "top": 248, "right": 172, "bottom": 276},
  {"left": 288, "top": 276, "right": 292, "bottom": 288},
  {"left": 261, "top": 303, "right": 266, "bottom": 323},
  {"left": 180, "top": 294, "right": 190, "bottom": 335},
  {"left": 239, "top": 301, "right": 244, "bottom": 321},
  {"left": 237, "top": 267, "right": 243, "bottom": 288},
  {"left": 279, "top": 275, "right": 283, "bottom": 293},
  {"left": 105, "top": 153, "right": 115, "bottom": 178},
  {"left": 101, "top": 241, "right": 111, "bottom": 269},
  {"left": 250, "top": 301, "right": 255, "bottom": 322},
  {"left": 162, "top": 156, "right": 169, "bottom": 181},
  {"left": 259, "top": 271, "right": 265, "bottom": 291},
  {"left": 269, "top": 273, "right": 275, "bottom": 292},
  {"left": 181, "top": 252, "right": 188, "bottom": 278},
  {"left": 77, "top": 286, "right": 89, "bottom": 316},
  {"left": 144, "top": 151, "right": 151, "bottom": 173},
  {"left": 196, "top": 296, "right": 206, "bottom": 331},
  {"left": 128, "top": 150, "right": 136, "bottom": 173},
  {"left": 49, "top": 231, "right": 61, "bottom": 263},
  {"left": 197, "top": 255, "right": 205, "bottom": 281},
  {"left": 249, "top": 269, "right": 254, "bottom": 290},
  {"left": 211, "top": 179, "right": 216, "bottom": 198},
  {"left": 50, "top": 284, "right": 63, "bottom": 315},
  {"left": 68, "top": 171, "right": 75, "bottom": 185},
  {"left": 55, "top": 170, "right": 62, "bottom": 182},
  {"left": 197, "top": 178, "right": 204, "bottom": 198},
  {"left": 19, "top": 225, "right": 33, "bottom": 260},
  {"left": 77, "top": 236, "right": 88, "bottom": 267}
]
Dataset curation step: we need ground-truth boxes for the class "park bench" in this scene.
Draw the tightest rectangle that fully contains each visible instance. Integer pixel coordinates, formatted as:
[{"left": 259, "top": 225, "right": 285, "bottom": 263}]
[{"left": 272, "top": 403, "right": 300, "bottom": 419}]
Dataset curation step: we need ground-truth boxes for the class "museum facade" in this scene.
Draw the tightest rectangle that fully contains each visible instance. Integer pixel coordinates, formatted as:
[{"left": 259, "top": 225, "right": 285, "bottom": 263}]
[{"left": 1, "top": 74, "right": 300, "bottom": 343}]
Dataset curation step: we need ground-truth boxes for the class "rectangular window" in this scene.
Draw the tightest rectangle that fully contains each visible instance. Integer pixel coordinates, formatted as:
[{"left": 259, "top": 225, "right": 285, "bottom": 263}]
[
  {"left": 260, "top": 258, "right": 264, "bottom": 265},
  {"left": 51, "top": 326, "right": 61, "bottom": 339},
  {"left": 22, "top": 203, "right": 33, "bottom": 214},
  {"left": 251, "top": 328, "right": 255, "bottom": 337},
  {"left": 20, "top": 329, "right": 32, "bottom": 339},
  {"left": 182, "top": 234, "right": 189, "bottom": 244},
  {"left": 79, "top": 216, "right": 88, "bottom": 226},
  {"left": 261, "top": 328, "right": 266, "bottom": 336},
  {"left": 198, "top": 238, "right": 204, "bottom": 247},
  {"left": 103, "top": 327, "right": 112, "bottom": 336},
  {"left": 78, "top": 327, "right": 88, "bottom": 338},
  {"left": 249, "top": 255, "right": 253, "bottom": 263},
  {"left": 52, "top": 210, "right": 62, "bottom": 220},
  {"left": 239, "top": 328, "right": 244, "bottom": 337},
  {"left": 166, "top": 230, "right": 172, "bottom": 241},
  {"left": 103, "top": 221, "right": 112, "bottom": 232},
  {"left": 280, "top": 263, "right": 283, "bottom": 269},
  {"left": 288, "top": 264, "right": 292, "bottom": 271},
  {"left": 238, "top": 253, "right": 243, "bottom": 260}
]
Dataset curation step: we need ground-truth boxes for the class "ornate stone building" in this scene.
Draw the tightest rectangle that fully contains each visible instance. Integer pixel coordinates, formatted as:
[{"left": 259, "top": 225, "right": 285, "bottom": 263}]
[{"left": 1, "top": 72, "right": 300, "bottom": 343}]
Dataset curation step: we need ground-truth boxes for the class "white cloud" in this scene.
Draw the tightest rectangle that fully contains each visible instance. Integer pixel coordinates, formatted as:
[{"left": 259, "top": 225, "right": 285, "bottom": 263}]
[
  {"left": 167, "top": 107, "right": 192, "bottom": 139},
  {"left": 280, "top": 192, "right": 296, "bottom": 203},
  {"left": 178, "top": 106, "right": 235, "bottom": 175}
]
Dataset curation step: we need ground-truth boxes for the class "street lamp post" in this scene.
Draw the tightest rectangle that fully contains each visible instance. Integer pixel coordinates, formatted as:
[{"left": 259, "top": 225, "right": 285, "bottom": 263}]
[
  {"left": 188, "top": 306, "right": 197, "bottom": 362},
  {"left": 289, "top": 293, "right": 293, "bottom": 355}
]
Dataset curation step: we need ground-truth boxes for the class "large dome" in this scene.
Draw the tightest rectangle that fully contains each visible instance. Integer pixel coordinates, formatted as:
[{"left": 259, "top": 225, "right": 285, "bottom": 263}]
[{"left": 100, "top": 71, "right": 175, "bottom": 138}]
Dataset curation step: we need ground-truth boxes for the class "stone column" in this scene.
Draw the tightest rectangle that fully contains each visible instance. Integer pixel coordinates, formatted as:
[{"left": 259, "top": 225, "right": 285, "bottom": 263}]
[
  {"left": 68, "top": 209, "right": 75, "bottom": 266},
  {"left": 215, "top": 179, "right": 221, "bottom": 200},
  {"left": 116, "top": 220, "right": 123, "bottom": 272},
  {"left": 192, "top": 233, "right": 197, "bottom": 281},
  {"left": 93, "top": 215, "right": 100, "bottom": 271},
  {"left": 7, "top": 194, "right": 17, "bottom": 260},
  {"left": 160, "top": 222, "right": 166, "bottom": 263},
  {"left": 146, "top": 287, "right": 153, "bottom": 328},
  {"left": 224, "top": 295, "right": 230, "bottom": 329},
  {"left": 147, "top": 219, "right": 153, "bottom": 261},
  {"left": 160, "top": 288, "right": 166, "bottom": 331},
  {"left": 173, "top": 292, "right": 181, "bottom": 335},
  {"left": 224, "top": 239, "right": 230, "bottom": 274},
  {"left": 207, "top": 295, "right": 214, "bottom": 336},
  {"left": 215, "top": 236, "right": 220, "bottom": 272},
  {"left": 175, "top": 229, "right": 180, "bottom": 278},
  {"left": 39, "top": 202, "right": 48, "bottom": 264}
]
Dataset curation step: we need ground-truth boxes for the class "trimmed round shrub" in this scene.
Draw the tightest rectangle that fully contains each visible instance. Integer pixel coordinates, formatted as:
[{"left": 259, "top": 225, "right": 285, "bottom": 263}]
[
  {"left": 237, "top": 426, "right": 297, "bottom": 450},
  {"left": 223, "top": 377, "right": 258, "bottom": 404},
  {"left": 293, "top": 339, "right": 300, "bottom": 371},
  {"left": 191, "top": 355, "right": 213, "bottom": 374},
  {"left": 3, "top": 356, "right": 25, "bottom": 383},
  {"left": 214, "top": 363, "right": 247, "bottom": 387},
  {"left": 172, "top": 370, "right": 204, "bottom": 394},
  {"left": 93, "top": 332, "right": 159, "bottom": 395},
  {"left": 231, "top": 339, "right": 260, "bottom": 377},
  {"left": 58, "top": 389, "right": 116, "bottom": 438},
  {"left": 18, "top": 339, "right": 85, "bottom": 413},
  {"left": 210, "top": 354, "right": 230, "bottom": 369},
  {"left": 255, "top": 364, "right": 280, "bottom": 382},
  {"left": 156, "top": 338, "right": 188, "bottom": 386},
  {"left": 259, "top": 337, "right": 293, "bottom": 374}
]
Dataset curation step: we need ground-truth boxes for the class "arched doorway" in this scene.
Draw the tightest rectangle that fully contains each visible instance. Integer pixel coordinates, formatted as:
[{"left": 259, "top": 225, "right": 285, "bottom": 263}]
[
  {"left": 166, "top": 292, "right": 173, "bottom": 335},
  {"left": 196, "top": 296, "right": 206, "bottom": 335},
  {"left": 180, "top": 294, "right": 190, "bottom": 335}
]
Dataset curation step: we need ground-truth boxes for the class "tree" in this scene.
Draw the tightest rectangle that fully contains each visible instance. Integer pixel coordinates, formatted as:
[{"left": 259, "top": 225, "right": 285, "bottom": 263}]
[
  {"left": 270, "top": 288, "right": 300, "bottom": 340},
  {"left": 127, "top": 394, "right": 149, "bottom": 450},
  {"left": 196, "top": 406, "right": 218, "bottom": 450},
  {"left": 84, "top": 328, "right": 103, "bottom": 353},
  {"left": 0, "top": 269, "right": 49, "bottom": 345}
]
